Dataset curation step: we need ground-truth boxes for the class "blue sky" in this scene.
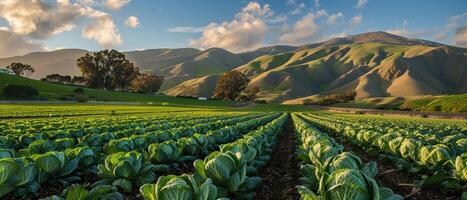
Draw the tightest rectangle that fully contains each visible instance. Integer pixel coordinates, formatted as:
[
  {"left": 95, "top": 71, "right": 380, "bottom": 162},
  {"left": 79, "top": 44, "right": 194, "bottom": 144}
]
[{"left": 0, "top": 0, "right": 466, "bottom": 57}]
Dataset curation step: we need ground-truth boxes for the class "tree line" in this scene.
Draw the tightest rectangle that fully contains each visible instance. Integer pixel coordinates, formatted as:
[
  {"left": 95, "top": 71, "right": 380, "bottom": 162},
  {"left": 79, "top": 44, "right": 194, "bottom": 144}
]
[
  {"left": 3, "top": 50, "right": 164, "bottom": 94},
  {"left": 76, "top": 49, "right": 163, "bottom": 93},
  {"left": 3, "top": 50, "right": 261, "bottom": 102}
]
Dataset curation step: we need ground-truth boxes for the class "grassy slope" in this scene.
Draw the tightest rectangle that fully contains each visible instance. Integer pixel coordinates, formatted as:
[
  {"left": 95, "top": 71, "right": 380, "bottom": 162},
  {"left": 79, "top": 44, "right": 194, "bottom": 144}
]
[
  {"left": 337, "top": 95, "right": 466, "bottom": 113},
  {"left": 0, "top": 74, "right": 232, "bottom": 107}
]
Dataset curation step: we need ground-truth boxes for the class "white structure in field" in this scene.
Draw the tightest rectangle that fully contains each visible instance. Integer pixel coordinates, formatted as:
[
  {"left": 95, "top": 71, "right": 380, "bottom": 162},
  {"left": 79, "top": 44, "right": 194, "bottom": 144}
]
[
  {"left": 0, "top": 68, "right": 14, "bottom": 75},
  {"left": 198, "top": 97, "right": 207, "bottom": 100}
]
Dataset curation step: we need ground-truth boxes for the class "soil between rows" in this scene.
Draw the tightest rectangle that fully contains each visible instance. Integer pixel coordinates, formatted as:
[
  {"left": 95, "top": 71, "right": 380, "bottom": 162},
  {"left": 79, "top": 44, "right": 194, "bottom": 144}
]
[{"left": 256, "top": 116, "right": 300, "bottom": 200}]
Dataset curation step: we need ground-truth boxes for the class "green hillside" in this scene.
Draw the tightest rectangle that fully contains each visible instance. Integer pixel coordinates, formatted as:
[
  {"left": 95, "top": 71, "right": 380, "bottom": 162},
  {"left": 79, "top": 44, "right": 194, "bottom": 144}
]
[{"left": 0, "top": 74, "right": 232, "bottom": 107}]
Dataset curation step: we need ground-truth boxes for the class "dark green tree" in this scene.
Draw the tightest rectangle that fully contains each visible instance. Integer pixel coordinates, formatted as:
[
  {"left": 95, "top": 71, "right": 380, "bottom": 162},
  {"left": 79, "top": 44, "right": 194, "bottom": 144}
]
[
  {"left": 6, "top": 63, "right": 35, "bottom": 77},
  {"left": 76, "top": 49, "right": 139, "bottom": 90},
  {"left": 212, "top": 70, "right": 249, "bottom": 101},
  {"left": 129, "top": 74, "right": 164, "bottom": 94}
]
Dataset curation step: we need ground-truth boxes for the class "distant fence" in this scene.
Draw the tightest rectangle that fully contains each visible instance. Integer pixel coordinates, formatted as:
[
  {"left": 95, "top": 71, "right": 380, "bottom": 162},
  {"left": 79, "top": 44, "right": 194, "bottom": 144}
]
[{"left": 309, "top": 105, "right": 467, "bottom": 120}]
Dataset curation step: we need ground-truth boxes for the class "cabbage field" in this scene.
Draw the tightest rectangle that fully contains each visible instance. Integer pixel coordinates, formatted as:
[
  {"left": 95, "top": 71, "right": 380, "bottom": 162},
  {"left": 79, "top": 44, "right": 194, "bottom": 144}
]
[{"left": 0, "top": 104, "right": 465, "bottom": 200}]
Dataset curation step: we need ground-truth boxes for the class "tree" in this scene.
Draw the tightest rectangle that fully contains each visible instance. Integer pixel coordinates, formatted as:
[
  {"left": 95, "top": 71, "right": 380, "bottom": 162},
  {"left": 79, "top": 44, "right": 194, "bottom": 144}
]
[
  {"left": 76, "top": 49, "right": 139, "bottom": 90},
  {"left": 236, "top": 86, "right": 259, "bottom": 101},
  {"left": 130, "top": 74, "right": 164, "bottom": 94},
  {"left": 41, "top": 74, "right": 71, "bottom": 84},
  {"left": 71, "top": 76, "right": 86, "bottom": 86},
  {"left": 6, "top": 63, "right": 35, "bottom": 77},
  {"left": 212, "top": 71, "right": 249, "bottom": 100},
  {"left": 112, "top": 60, "right": 139, "bottom": 90}
]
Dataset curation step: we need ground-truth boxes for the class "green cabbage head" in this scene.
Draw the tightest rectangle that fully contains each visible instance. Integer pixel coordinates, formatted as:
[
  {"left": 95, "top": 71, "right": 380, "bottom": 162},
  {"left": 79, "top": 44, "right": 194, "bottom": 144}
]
[
  {"left": 96, "top": 151, "right": 155, "bottom": 192},
  {"left": 140, "top": 174, "right": 217, "bottom": 200}
]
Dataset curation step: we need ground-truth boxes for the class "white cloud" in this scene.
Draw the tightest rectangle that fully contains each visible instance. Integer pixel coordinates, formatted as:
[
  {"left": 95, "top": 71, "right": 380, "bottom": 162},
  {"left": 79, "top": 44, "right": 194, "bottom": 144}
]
[
  {"left": 326, "top": 12, "right": 343, "bottom": 25},
  {"left": 0, "top": 0, "right": 124, "bottom": 49},
  {"left": 124, "top": 16, "right": 139, "bottom": 28},
  {"left": 286, "top": 0, "right": 296, "bottom": 5},
  {"left": 290, "top": 3, "right": 305, "bottom": 15},
  {"left": 356, "top": 0, "right": 368, "bottom": 8},
  {"left": 189, "top": 2, "right": 272, "bottom": 52},
  {"left": 435, "top": 12, "right": 466, "bottom": 45},
  {"left": 454, "top": 25, "right": 467, "bottom": 47},
  {"left": 167, "top": 26, "right": 205, "bottom": 33},
  {"left": 279, "top": 11, "right": 328, "bottom": 45},
  {"left": 0, "top": 0, "right": 84, "bottom": 39},
  {"left": 82, "top": 8, "right": 122, "bottom": 48},
  {"left": 0, "top": 30, "right": 45, "bottom": 58},
  {"left": 267, "top": 14, "right": 288, "bottom": 23},
  {"left": 350, "top": 14, "right": 363, "bottom": 27},
  {"left": 313, "top": 0, "right": 319, "bottom": 7},
  {"left": 105, "top": 0, "right": 130, "bottom": 10}
]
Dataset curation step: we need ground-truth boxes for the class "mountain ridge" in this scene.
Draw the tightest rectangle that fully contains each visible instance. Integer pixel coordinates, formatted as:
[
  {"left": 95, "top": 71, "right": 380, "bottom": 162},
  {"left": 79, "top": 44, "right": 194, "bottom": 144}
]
[{"left": 0, "top": 31, "right": 465, "bottom": 103}]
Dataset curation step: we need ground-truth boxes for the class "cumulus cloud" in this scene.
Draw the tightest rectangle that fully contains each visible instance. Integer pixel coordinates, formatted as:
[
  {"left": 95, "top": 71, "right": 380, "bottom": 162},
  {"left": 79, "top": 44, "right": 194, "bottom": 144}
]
[
  {"left": 267, "top": 14, "right": 288, "bottom": 23},
  {"left": 0, "top": 0, "right": 125, "bottom": 53},
  {"left": 0, "top": 0, "right": 85, "bottom": 39},
  {"left": 313, "top": 0, "right": 319, "bottom": 7},
  {"left": 167, "top": 26, "right": 205, "bottom": 33},
  {"left": 357, "top": 0, "right": 368, "bottom": 8},
  {"left": 82, "top": 8, "right": 122, "bottom": 48},
  {"left": 435, "top": 13, "right": 466, "bottom": 45},
  {"left": 0, "top": 30, "right": 45, "bottom": 58},
  {"left": 279, "top": 10, "right": 328, "bottom": 45},
  {"left": 189, "top": 2, "right": 272, "bottom": 52},
  {"left": 326, "top": 12, "right": 343, "bottom": 25},
  {"left": 350, "top": 14, "right": 363, "bottom": 27},
  {"left": 105, "top": 0, "right": 130, "bottom": 10},
  {"left": 290, "top": 3, "right": 305, "bottom": 15},
  {"left": 454, "top": 25, "right": 467, "bottom": 47},
  {"left": 124, "top": 16, "right": 139, "bottom": 28}
]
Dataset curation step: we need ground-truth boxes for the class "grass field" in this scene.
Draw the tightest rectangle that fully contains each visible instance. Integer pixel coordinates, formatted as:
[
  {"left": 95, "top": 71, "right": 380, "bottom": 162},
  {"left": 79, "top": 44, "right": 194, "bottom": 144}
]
[{"left": 0, "top": 73, "right": 232, "bottom": 107}]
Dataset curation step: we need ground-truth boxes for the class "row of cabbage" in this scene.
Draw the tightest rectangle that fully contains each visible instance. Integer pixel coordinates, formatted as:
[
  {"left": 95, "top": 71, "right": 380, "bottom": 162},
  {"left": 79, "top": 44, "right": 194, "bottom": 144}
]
[
  {"left": 0, "top": 112, "right": 279, "bottom": 198},
  {"left": 0, "top": 113, "right": 245, "bottom": 151},
  {"left": 292, "top": 113, "right": 403, "bottom": 200},
  {"left": 302, "top": 113, "right": 466, "bottom": 193},
  {"left": 136, "top": 113, "right": 289, "bottom": 200},
  {"left": 316, "top": 113, "right": 466, "bottom": 148},
  {"left": 0, "top": 112, "right": 236, "bottom": 140},
  {"left": 0, "top": 104, "right": 196, "bottom": 118}
]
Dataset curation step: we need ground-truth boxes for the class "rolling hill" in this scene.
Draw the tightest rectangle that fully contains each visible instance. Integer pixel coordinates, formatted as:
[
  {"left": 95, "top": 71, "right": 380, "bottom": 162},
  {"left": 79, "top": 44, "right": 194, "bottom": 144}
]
[{"left": 0, "top": 31, "right": 465, "bottom": 104}]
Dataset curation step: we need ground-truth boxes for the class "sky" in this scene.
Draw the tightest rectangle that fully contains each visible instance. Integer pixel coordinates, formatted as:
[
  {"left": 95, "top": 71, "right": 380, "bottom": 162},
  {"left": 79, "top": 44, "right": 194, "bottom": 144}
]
[{"left": 0, "top": 0, "right": 466, "bottom": 58}]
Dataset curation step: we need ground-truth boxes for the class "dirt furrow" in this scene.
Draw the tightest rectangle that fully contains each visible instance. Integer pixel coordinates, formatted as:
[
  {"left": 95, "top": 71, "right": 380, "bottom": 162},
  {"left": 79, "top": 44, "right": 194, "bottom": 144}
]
[{"left": 256, "top": 116, "right": 300, "bottom": 200}]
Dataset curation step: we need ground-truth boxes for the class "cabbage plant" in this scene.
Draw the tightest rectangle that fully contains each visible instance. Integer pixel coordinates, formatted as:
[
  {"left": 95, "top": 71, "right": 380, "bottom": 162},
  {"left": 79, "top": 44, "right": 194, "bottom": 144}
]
[
  {"left": 31, "top": 151, "right": 80, "bottom": 186},
  {"left": 42, "top": 184, "right": 123, "bottom": 200},
  {"left": 0, "top": 158, "right": 38, "bottom": 198},
  {"left": 65, "top": 147, "right": 97, "bottom": 174},
  {"left": 0, "top": 148, "right": 16, "bottom": 159},
  {"left": 298, "top": 169, "right": 402, "bottom": 200},
  {"left": 96, "top": 151, "right": 155, "bottom": 192},
  {"left": 453, "top": 153, "right": 466, "bottom": 181},
  {"left": 193, "top": 151, "right": 261, "bottom": 199},
  {"left": 140, "top": 174, "right": 217, "bottom": 200}
]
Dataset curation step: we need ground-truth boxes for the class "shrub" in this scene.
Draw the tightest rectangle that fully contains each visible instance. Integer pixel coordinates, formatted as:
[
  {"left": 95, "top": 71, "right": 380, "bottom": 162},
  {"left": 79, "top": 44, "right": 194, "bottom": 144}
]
[{"left": 3, "top": 84, "right": 38, "bottom": 99}]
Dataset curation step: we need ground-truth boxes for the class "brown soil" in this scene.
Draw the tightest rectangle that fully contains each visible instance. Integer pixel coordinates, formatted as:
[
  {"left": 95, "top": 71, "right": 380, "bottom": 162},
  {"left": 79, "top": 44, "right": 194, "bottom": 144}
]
[
  {"left": 333, "top": 134, "right": 461, "bottom": 200},
  {"left": 256, "top": 116, "right": 300, "bottom": 200}
]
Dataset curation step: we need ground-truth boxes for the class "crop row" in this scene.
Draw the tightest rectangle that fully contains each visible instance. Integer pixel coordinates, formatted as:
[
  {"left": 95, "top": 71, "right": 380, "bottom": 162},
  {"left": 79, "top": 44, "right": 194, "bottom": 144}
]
[
  {"left": 0, "top": 113, "right": 252, "bottom": 151},
  {"left": 301, "top": 113, "right": 466, "bottom": 192},
  {"left": 0, "top": 112, "right": 279, "bottom": 198},
  {"left": 136, "top": 113, "right": 289, "bottom": 200},
  {"left": 292, "top": 113, "right": 402, "bottom": 200}
]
